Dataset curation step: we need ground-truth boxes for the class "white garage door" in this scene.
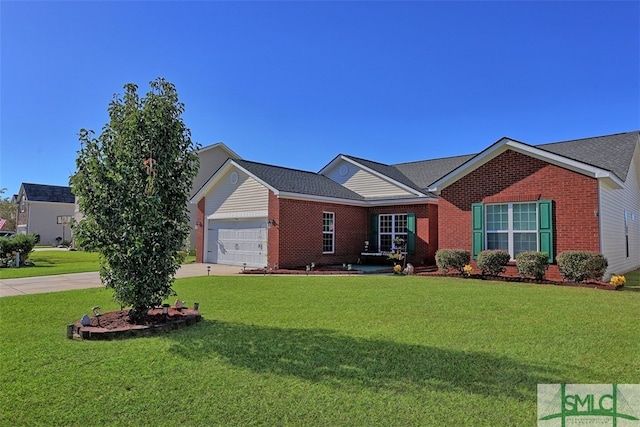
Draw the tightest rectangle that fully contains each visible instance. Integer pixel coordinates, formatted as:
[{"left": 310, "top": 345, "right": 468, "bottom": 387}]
[{"left": 207, "top": 219, "right": 268, "bottom": 267}]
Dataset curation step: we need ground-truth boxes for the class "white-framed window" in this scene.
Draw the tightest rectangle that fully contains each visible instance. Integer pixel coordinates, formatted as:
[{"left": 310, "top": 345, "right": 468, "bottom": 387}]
[
  {"left": 379, "top": 213, "right": 407, "bottom": 252},
  {"left": 486, "top": 202, "right": 538, "bottom": 258},
  {"left": 322, "top": 212, "right": 335, "bottom": 254}
]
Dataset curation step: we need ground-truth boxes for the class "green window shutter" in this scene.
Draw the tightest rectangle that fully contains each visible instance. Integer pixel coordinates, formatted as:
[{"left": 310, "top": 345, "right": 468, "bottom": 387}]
[
  {"left": 537, "top": 199, "right": 554, "bottom": 263},
  {"left": 370, "top": 214, "right": 378, "bottom": 252},
  {"left": 407, "top": 213, "right": 416, "bottom": 254},
  {"left": 471, "top": 203, "right": 484, "bottom": 260}
]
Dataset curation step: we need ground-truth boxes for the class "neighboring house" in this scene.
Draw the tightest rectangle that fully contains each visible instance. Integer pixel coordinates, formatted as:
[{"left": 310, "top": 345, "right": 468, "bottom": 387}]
[
  {"left": 16, "top": 183, "right": 75, "bottom": 245},
  {"left": 192, "top": 130, "right": 640, "bottom": 279}
]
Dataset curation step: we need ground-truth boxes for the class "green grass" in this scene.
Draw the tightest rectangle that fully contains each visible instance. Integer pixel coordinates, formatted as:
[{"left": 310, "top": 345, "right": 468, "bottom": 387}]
[
  {"left": 0, "top": 250, "right": 196, "bottom": 279},
  {"left": 1, "top": 275, "right": 638, "bottom": 426},
  {"left": 0, "top": 250, "right": 101, "bottom": 279},
  {"left": 623, "top": 268, "right": 640, "bottom": 291}
]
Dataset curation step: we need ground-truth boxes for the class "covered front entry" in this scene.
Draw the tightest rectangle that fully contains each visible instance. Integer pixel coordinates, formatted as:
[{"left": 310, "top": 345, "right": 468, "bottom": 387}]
[{"left": 206, "top": 218, "right": 268, "bottom": 267}]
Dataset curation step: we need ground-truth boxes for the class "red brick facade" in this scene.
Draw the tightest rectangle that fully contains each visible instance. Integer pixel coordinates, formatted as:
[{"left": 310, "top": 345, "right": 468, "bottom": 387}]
[
  {"left": 438, "top": 149, "right": 600, "bottom": 280},
  {"left": 367, "top": 203, "right": 438, "bottom": 266},
  {"left": 267, "top": 193, "right": 368, "bottom": 269},
  {"left": 266, "top": 192, "right": 437, "bottom": 269}
]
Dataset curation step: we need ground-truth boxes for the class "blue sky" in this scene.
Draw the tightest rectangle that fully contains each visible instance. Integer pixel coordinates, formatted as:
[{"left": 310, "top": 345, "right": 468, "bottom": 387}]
[{"left": 1, "top": 1, "right": 639, "bottom": 197}]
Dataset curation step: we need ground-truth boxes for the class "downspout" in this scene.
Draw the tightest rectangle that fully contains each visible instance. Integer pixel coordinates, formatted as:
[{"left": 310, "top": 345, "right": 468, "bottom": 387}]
[{"left": 597, "top": 180, "right": 603, "bottom": 254}]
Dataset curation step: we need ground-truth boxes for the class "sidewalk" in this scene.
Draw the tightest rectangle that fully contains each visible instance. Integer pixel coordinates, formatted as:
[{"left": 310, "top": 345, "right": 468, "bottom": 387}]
[{"left": 0, "top": 263, "right": 242, "bottom": 298}]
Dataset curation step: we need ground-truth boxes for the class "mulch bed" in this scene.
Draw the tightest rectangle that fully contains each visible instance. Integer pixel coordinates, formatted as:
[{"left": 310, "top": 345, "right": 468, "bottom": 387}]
[
  {"left": 417, "top": 271, "right": 622, "bottom": 291},
  {"left": 242, "top": 266, "right": 620, "bottom": 290},
  {"left": 242, "top": 266, "right": 437, "bottom": 275},
  {"left": 68, "top": 306, "right": 202, "bottom": 341}
]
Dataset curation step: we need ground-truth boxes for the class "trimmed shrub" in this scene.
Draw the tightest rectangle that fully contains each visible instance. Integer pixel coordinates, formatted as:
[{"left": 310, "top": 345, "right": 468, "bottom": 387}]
[
  {"left": 10, "top": 234, "right": 36, "bottom": 255},
  {"left": 435, "top": 249, "right": 470, "bottom": 274},
  {"left": 0, "top": 234, "right": 36, "bottom": 267},
  {"left": 515, "top": 251, "right": 549, "bottom": 280},
  {"left": 557, "top": 251, "right": 608, "bottom": 283},
  {"left": 476, "top": 250, "right": 511, "bottom": 276}
]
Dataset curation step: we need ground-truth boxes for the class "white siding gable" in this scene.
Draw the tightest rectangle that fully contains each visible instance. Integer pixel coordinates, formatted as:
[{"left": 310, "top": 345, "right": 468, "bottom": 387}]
[
  {"left": 205, "top": 168, "right": 269, "bottom": 219},
  {"left": 324, "top": 160, "right": 414, "bottom": 198},
  {"left": 599, "top": 143, "right": 640, "bottom": 278}
]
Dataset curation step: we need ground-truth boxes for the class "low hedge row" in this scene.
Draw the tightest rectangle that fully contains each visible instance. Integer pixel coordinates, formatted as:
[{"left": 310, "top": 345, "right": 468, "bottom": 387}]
[{"left": 436, "top": 248, "right": 608, "bottom": 282}]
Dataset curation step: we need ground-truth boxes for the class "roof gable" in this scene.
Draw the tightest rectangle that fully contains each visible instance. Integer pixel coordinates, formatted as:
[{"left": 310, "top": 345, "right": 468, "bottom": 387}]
[
  {"left": 340, "top": 155, "right": 425, "bottom": 193},
  {"left": 191, "top": 159, "right": 364, "bottom": 204},
  {"left": 196, "top": 141, "right": 241, "bottom": 159},
  {"left": 21, "top": 183, "right": 75, "bottom": 203},
  {"left": 235, "top": 159, "right": 364, "bottom": 200},
  {"left": 428, "top": 132, "right": 639, "bottom": 193},
  {"left": 319, "top": 155, "right": 429, "bottom": 199}
]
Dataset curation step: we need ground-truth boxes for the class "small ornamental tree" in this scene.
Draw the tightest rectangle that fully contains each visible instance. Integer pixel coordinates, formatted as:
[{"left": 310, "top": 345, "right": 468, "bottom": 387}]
[{"left": 70, "top": 78, "right": 200, "bottom": 321}]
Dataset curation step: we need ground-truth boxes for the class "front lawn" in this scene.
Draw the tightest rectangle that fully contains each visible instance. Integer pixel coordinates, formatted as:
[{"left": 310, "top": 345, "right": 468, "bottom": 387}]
[
  {"left": 0, "top": 250, "right": 101, "bottom": 279},
  {"left": 0, "top": 250, "right": 196, "bottom": 279},
  {"left": 1, "top": 275, "right": 638, "bottom": 426}
]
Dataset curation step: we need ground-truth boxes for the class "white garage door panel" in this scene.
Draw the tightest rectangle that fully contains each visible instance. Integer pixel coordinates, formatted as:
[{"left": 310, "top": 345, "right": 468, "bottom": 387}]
[{"left": 207, "top": 219, "right": 267, "bottom": 267}]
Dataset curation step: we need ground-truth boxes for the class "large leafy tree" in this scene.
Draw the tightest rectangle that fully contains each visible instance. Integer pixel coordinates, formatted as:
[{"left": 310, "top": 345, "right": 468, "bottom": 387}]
[{"left": 71, "top": 78, "right": 200, "bottom": 321}]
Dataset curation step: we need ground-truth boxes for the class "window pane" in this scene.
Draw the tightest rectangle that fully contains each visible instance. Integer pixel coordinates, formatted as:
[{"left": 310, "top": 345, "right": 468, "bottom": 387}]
[
  {"left": 486, "top": 232, "right": 508, "bottom": 251},
  {"left": 395, "top": 214, "right": 407, "bottom": 233},
  {"left": 486, "top": 205, "right": 508, "bottom": 231},
  {"left": 379, "top": 215, "right": 393, "bottom": 233},
  {"left": 514, "top": 233, "right": 537, "bottom": 255},
  {"left": 513, "top": 203, "right": 537, "bottom": 231},
  {"left": 323, "top": 212, "right": 334, "bottom": 232},
  {"left": 380, "top": 235, "right": 393, "bottom": 252},
  {"left": 322, "top": 234, "right": 333, "bottom": 253},
  {"left": 323, "top": 212, "right": 334, "bottom": 253},
  {"left": 394, "top": 233, "right": 408, "bottom": 249}
]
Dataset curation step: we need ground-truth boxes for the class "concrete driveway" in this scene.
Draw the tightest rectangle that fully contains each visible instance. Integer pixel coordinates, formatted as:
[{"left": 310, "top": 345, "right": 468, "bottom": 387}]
[{"left": 0, "top": 263, "right": 242, "bottom": 298}]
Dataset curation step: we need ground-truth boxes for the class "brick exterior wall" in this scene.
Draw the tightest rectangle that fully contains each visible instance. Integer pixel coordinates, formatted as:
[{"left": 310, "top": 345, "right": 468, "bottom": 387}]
[
  {"left": 439, "top": 149, "right": 600, "bottom": 281},
  {"left": 268, "top": 193, "right": 368, "bottom": 269},
  {"left": 367, "top": 203, "right": 438, "bottom": 266},
  {"left": 267, "top": 192, "right": 438, "bottom": 269},
  {"left": 267, "top": 191, "right": 281, "bottom": 269},
  {"left": 195, "top": 197, "right": 205, "bottom": 263}
]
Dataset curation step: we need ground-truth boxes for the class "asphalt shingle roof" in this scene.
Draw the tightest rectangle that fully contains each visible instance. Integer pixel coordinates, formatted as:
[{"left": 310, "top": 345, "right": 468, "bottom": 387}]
[
  {"left": 341, "top": 155, "right": 426, "bottom": 192},
  {"left": 235, "top": 159, "right": 365, "bottom": 201},
  {"left": 232, "top": 131, "right": 638, "bottom": 201},
  {"left": 393, "top": 154, "right": 476, "bottom": 189},
  {"left": 22, "top": 183, "right": 75, "bottom": 203},
  {"left": 536, "top": 131, "right": 638, "bottom": 181},
  {"left": 394, "top": 131, "right": 638, "bottom": 190}
]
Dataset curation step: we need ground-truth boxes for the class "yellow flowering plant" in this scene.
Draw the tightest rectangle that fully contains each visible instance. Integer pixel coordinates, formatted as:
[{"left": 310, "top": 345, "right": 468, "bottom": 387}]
[
  {"left": 463, "top": 264, "right": 473, "bottom": 276},
  {"left": 609, "top": 275, "right": 626, "bottom": 287}
]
